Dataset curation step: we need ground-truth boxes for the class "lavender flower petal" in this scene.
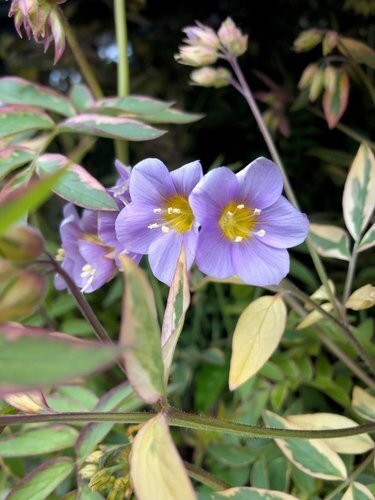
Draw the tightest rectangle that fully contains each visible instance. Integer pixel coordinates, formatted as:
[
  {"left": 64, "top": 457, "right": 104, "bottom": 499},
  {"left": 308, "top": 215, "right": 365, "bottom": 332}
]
[
  {"left": 195, "top": 225, "right": 234, "bottom": 279},
  {"left": 116, "top": 201, "right": 159, "bottom": 254},
  {"left": 148, "top": 231, "right": 183, "bottom": 285},
  {"left": 170, "top": 160, "right": 203, "bottom": 198},
  {"left": 129, "top": 158, "right": 176, "bottom": 205}
]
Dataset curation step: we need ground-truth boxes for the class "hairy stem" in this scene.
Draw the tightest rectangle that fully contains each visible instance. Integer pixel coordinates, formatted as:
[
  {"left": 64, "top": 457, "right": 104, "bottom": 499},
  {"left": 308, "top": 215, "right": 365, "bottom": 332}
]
[
  {"left": 114, "top": 0, "right": 130, "bottom": 163},
  {"left": 227, "top": 55, "right": 339, "bottom": 317},
  {"left": 1, "top": 410, "right": 375, "bottom": 439},
  {"left": 63, "top": 17, "right": 103, "bottom": 100}
]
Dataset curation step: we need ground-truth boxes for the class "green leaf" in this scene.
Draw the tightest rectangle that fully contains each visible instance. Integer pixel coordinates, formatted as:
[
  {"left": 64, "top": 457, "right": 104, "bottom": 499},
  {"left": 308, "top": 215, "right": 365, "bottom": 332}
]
[
  {"left": 358, "top": 223, "right": 375, "bottom": 253},
  {"left": 263, "top": 411, "right": 347, "bottom": 481},
  {"left": 208, "top": 487, "right": 298, "bottom": 499},
  {"left": 309, "top": 223, "right": 351, "bottom": 261},
  {"left": 0, "top": 426, "right": 77, "bottom": 457},
  {"left": 69, "top": 83, "right": 94, "bottom": 112},
  {"left": 0, "top": 168, "right": 66, "bottom": 236},
  {"left": 0, "top": 325, "right": 121, "bottom": 394},
  {"left": 162, "top": 250, "right": 190, "bottom": 385},
  {"left": 120, "top": 255, "right": 165, "bottom": 404},
  {"left": 36, "top": 154, "right": 117, "bottom": 210},
  {"left": 343, "top": 143, "right": 375, "bottom": 241},
  {"left": 0, "top": 77, "right": 75, "bottom": 117},
  {"left": 338, "top": 37, "right": 375, "bottom": 70},
  {"left": 323, "top": 71, "right": 350, "bottom": 129},
  {"left": 6, "top": 457, "right": 74, "bottom": 499},
  {"left": 141, "top": 108, "right": 204, "bottom": 124},
  {"left": 76, "top": 382, "right": 142, "bottom": 461},
  {"left": 0, "top": 106, "right": 54, "bottom": 138},
  {"left": 0, "top": 148, "right": 35, "bottom": 181},
  {"left": 342, "top": 482, "right": 374, "bottom": 500},
  {"left": 59, "top": 114, "right": 166, "bottom": 141},
  {"left": 93, "top": 95, "right": 173, "bottom": 115}
]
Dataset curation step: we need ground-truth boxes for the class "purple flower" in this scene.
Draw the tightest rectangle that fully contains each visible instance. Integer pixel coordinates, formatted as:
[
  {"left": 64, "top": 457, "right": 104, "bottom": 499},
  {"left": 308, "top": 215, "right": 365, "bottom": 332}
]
[
  {"left": 55, "top": 204, "right": 117, "bottom": 293},
  {"left": 115, "top": 158, "right": 203, "bottom": 285},
  {"left": 189, "top": 157, "right": 309, "bottom": 286}
]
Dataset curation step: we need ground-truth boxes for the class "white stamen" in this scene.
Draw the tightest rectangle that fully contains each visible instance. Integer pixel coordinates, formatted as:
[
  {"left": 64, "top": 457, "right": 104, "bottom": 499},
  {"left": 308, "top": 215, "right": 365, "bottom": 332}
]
[
  {"left": 253, "top": 208, "right": 261, "bottom": 215},
  {"left": 256, "top": 229, "right": 266, "bottom": 237},
  {"left": 226, "top": 211, "right": 234, "bottom": 218},
  {"left": 234, "top": 236, "right": 243, "bottom": 242},
  {"left": 148, "top": 223, "right": 160, "bottom": 229},
  {"left": 153, "top": 208, "right": 162, "bottom": 213},
  {"left": 56, "top": 248, "right": 65, "bottom": 262},
  {"left": 167, "top": 207, "right": 174, "bottom": 215},
  {"left": 161, "top": 226, "right": 170, "bottom": 233},
  {"left": 171, "top": 208, "right": 182, "bottom": 214},
  {"left": 236, "top": 204, "right": 245, "bottom": 209}
]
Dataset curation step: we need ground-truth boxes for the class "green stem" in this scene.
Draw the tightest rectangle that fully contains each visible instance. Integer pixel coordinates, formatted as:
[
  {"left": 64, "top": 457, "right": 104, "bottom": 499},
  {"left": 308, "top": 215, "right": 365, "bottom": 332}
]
[
  {"left": 324, "top": 450, "right": 375, "bottom": 500},
  {"left": 114, "top": 0, "right": 130, "bottom": 164},
  {"left": 1, "top": 410, "right": 375, "bottom": 439},
  {"left": 228, "top": 55, "right": 340, "bottom": 318},
  {"left": 184, "top": 462, "right": 230, "bottom": 491},
  {"left": 63, "top": 17, "right": 103, "bottom": 100},
  {"left": 343, "top": 239, "right": 360, "bottom": 303}
]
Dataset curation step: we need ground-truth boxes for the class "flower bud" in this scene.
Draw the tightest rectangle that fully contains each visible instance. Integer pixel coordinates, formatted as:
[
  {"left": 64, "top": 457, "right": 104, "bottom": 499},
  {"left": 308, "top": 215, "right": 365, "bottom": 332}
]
[
  {"left": 0, "top": 270, "right": 46, "bottom": 322},
  {"left": 324, "top": 65, "right": 338, "bottom": 93},
  {"left": 190, "top": 66, "right": 231, "bottom": 88},
  {"left": 298, "top": 63, "right": 318, "bottom": 90},
  {"left": 86, "top": 450, "right": 104, "bottom": 464},
  {"left": 80, "top": 463, "right": 99, "bottom": 480},
  {"left": 107, "top": 478, "right": 131, "bottom": 500},
  {"left": 218, "top": 17, "right": 248, "bottom": 56},
  {"left": 175, "top": 45, "right": 218, "bottom": 66},
  {"left": 183, "top": 23, "right": 219, "bottom": 49},
  {"left": 293, "top": 28, "right": 323, "bottom": 52},
  {"left": 309, "top": 67, "right": 324, "bottom": 102},
  {"left": 0, "top": 225, "right": 44, "bottom": 264},
  {"left": 89, "top": 469, "right": 115, "bottom": 492},
  {"left": 0, "top": 259, "right": 18, "bottom": 283}
]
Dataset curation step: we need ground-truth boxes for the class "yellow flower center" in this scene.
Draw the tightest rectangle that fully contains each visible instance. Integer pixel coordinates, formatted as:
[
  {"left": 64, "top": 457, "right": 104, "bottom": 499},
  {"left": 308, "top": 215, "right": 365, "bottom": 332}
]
[
  {"left": 148, "top": 195, "right": 194, "bottom": 234},
  {"left": 219, "top": 201, "right": 265, "bottom": 242}
]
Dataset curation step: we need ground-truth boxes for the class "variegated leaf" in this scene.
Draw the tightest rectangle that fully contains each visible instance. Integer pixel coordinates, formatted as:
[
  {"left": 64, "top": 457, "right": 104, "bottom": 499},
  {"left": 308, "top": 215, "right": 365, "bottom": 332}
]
[
  {"left": 297, "top": 302, "right": 333, "bottom": 330},
  {"left": 263, "top": 411, "right": 347, "bottom": 481},
  {"left": 162, "top": 250, "right": 190, "bottom": 385},
  {"left": 36, "top": 154, "right": 117, "bottom": 210},
  {"left": 343, "top": 143, "right": 375, "bottom": 241},
  {"left": 352, "top": 386, "right": 375, "bottom": 421},
  {"left": 309, "top": 223, "right": 351, "bottom": 261},
  {"left": 323, "top": 71, "right": 350, "bottom": 129},
  {"left": 345, "top": 284, "right": 375, "bottom": 310},
  {"left": 130, "top": 413, "right": 196, "bottom": 500},
  {"left": 208, "top": 488, "right": 298, "bottom": 499},
  {"left": 0, "top": 147, "right": 35, "bottom": 181},
  {"left": 141, "top": 108, "right": 204, "bottom": 124},
  {"left": 0, "top": 105, "right": 54, "bottom": 138},
  {"left": 229, "top": 295, "right": 287, "bottom": 390},
  {"left": 59, "top": 114, "right": 165, "bottom": 141},
  {"left": 0, "top": 77, "right": 75, "bottom": 117},
  {"left": 93, "top": 95, "right": 173, "bottom": 115},
  {"left": 287, "top": 413, "right": 374, "bottom": 454},
  {"left": 120, "top": 255, "right": 165, "bottom": 404},
  {"left": 358, "top": 224, "right": 375, "bottom": 253},
  {"left": 342, "top": 482, "right": 374, "bottom": 500}
]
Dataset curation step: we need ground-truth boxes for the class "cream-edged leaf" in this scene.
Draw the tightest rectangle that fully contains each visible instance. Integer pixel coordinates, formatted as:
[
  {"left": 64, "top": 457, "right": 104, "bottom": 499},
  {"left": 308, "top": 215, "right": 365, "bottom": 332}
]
[
  {"left": 309, "top": 280, "right": 336, "bottom": 303},
  {"left": 297, "top": 302, "right": 333, "bottom": 329},
  {"left": 309, "top": 223, "right": 351, "bottom": 261},
  {"left": 358, "top": 224, "right": 375, "bottom": 253},
  {"left": 352, "top": 386, "right": 375, "bottom": 421},
  {"left": 263, "top": 411, "right": 347, "bottom": 481},
  {"left": 161, "top": 250, "right": 190, "bottom": 385},
  {"left": 343, "top": 143, "right": 375, "bottom": 241},
  {"left": 209, "top": 487, "right": 298, "bottom": 499},
  {"left": 345, "top": 284, "right": 375, "bottom": 310},
  {"left": 130, "top": 413, "right": 196, "bottom": 500},
  {"left": 229, "top": 295, "right": 287, "bottom": 390},
  {"left": 287, "top": 413, "right": 374, "bottom": 454},
  {"left": 342, "top": 482, "right": 374, "bottom": 500}
]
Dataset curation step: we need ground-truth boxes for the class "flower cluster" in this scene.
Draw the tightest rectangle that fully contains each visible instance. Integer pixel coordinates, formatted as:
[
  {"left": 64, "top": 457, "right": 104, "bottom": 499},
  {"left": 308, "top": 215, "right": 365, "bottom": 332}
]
[
  {"left": 175, "top": 18, "right": 248, "bottom": 89},
  {"left": 7, "top": 0, "right": 66, "bottom": 64},
  {"left": 57, "top": 157, "right": 309, "bottom": 291}
]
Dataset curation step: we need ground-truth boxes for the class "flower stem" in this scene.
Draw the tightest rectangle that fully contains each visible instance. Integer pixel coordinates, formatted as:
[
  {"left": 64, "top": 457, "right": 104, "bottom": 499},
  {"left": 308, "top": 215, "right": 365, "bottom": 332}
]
[
  {"left": 114, "top": 0, "right": 130, "bottom": 164},
  {"left": 63, "top": 16, "right": 103, "bottom": 100},
  {"left": 227, "top": 55, "right": 340, "bottom": 317},
  {"left": 343, "top": 239, "right": 360, "bottom": 303},
  {"left": 1, "top": 410, "right": 375, "bottom": 439},
  {"left": 324, "top": 450, "right": 375, "bottom": 500}
]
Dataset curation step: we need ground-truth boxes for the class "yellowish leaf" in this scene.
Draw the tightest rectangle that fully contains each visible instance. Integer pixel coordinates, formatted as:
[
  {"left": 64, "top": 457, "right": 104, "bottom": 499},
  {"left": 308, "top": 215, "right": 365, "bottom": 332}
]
[
  {"left": 310, "top": 280, "right": 336, "bottom": 302},
  {"left": 297, "top": 302, "right": 333, "bottom": 330},
  {"left": 287, "top": 413, "right": 374, "bottom": 454},
  {"left": 352, "top": 386, "right": 375, "bottom": 421},
  {"left": 345, "top": 284, "right": 375, "bottom": 310},
  {"left": 229, "top": 295, "right": 287, "bottom": 390},
  {"left": 323, "top": 71, "right": 350, "bottom": 129},
  {"left": 4, "top": 391, "right": 50, "bottom": 414},
  {"left": 130, "top": 413, "right": 196, "bottom": 500}
]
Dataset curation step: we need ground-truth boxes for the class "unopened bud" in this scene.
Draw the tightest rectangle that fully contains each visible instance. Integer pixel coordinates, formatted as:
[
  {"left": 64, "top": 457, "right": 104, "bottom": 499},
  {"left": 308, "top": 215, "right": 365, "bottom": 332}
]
[
  {"left": 175, "top": 45, "right": 218, "bottom": 66},
  {"left": 218, "top": 17, "right": 248, "bottom": 56},
  {"left": 294, "top": 28, "right": 323, "bottom": 52},
  {"left": 86, "top": 450, "right": 104, "bottom": 464},
  {"left": 89, "top": 469, "right": 115, "bottom": 492},
  {"left": 324, "top": 66, "right": 338, "bottom": 93},
  {"left": 0, "top": 270, "right": 46, "bottom": 322},
  {"left": 322, "top": 30, "right": 338, "bottom": 56},
  {"left": 0, "top": 259, "right": 18, "bottom": 283},
  {"left": 298, "top": 63, "right": 318, "bottom": 90},
  {"left": 309, "top": 67, "right": 325, "bottom": 102},
  {"left": 80, "top": 463, "right": 99, "bottom": 480},
  {"left": 190, "top": 66, "right": 231, "bottom": 87},
  {"left": 0, "top": 225, "right": 44, "bottom": 264},
  {"left": 183, "top": 23, "right": 219, "bottom": 49},
  {"left": 108, "top": 478, "right": 130, "bottom": 500}
]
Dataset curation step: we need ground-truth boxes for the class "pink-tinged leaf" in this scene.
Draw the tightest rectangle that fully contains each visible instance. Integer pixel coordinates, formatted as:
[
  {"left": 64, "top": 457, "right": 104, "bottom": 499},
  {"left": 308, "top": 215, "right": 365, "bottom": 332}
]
[
  {"left": 0, "top": 105, "right": 54, "bottom": 138},
  {"left": 36, "top": 153, "right": 117, "bottom": 210},
  {"left": 4, "top": 391, "right": 51, "bottom": 414},
  {"left": 161, "top": 250, "right": 190, "bottom": 385},
  {"left": 59, "top": 114, "right": 166, "bottom": 141},
  {"left": 141, "top": 108, "right": 204, "bottom": 124},
  {"left": 0, "top": 323, "right": 121, "bottom": 394},
  {"left": 0, "top": 147, "right": 35, "bottom": 181},
  {"left": 120, "top": 255, "right": 165, "bottom": 404},
  {"left": 92, "top": 95, "right": 173, "bottom": 115},
  {"left": 0, "top": 77, "right": 75, "bottom": 116},
  {"left": 323, "top": 71, "right": 350, "bottom": 129},
  {"left": 338, "top": 37, "right": 375, "bottom": 70},
  {"left": 69, "top": 83, "right": 95, "bottom": 112}
]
